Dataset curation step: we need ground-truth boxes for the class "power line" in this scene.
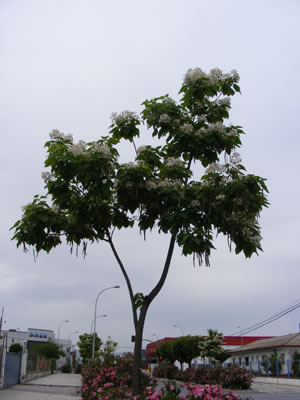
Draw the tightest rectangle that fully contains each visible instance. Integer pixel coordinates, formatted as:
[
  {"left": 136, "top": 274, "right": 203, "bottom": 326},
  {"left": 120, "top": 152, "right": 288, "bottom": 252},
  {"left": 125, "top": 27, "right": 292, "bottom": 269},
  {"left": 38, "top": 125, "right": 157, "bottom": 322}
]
[{"left": 230, "top": 299, "right": 300, "bottom": 336}]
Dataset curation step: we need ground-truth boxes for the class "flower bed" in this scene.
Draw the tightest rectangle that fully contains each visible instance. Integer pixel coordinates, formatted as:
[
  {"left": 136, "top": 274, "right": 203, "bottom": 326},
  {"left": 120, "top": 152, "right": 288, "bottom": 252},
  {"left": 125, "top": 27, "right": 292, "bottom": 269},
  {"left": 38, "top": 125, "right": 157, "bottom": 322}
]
[
  {"left": 80, "top": 355, "right": 154, "bottom": 399},
  {"left": 153, "top": 365, "right": 253, "bottom": 390},
  {"left": 80, "top": 357, "right": 253, "bottom": 399}
]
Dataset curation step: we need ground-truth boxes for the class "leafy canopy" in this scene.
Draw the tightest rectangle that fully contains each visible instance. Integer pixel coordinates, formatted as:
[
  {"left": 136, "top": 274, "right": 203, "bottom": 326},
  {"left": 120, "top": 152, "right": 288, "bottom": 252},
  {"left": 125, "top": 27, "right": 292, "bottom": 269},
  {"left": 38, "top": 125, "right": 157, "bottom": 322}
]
[
  {"left": 77, "top": 333, "right": 102, "bottom": 363},
  {"left": 30, "top": 342, "right": 65, "bottom": 359},
  {"left": 11, "top": 67, "right": 268, "bottom": 266},
  {"left": 9, "top": 343, "right": 23, "bottom": 353}
]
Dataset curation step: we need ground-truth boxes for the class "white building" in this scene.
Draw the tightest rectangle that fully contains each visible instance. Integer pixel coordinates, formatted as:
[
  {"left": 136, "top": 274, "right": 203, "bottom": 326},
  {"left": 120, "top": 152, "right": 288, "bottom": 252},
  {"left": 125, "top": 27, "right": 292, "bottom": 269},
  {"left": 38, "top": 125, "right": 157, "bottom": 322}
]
[
  {"left": 2, "top": 328, "right": 73, "bottom": 367},
  {"left": 228, "top": 332, "right": 300, "bottom": 375}
]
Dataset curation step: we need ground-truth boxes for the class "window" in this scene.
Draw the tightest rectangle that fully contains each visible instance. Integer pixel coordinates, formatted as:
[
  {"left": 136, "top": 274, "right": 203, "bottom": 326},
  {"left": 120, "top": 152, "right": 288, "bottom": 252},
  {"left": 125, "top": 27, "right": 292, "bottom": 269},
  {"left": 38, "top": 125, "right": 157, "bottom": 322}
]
[
  {"left": 262, "top": 355, "right": 266, "bottom": 362},
  {"left": 232, "top": 357, "right": 236, "bottom": 365},
  {"left": 245, "top": 357, "right": 249, "bottom": 366},
  {"left": 280, "top": 353, "right": 285, "bottom": 363}
]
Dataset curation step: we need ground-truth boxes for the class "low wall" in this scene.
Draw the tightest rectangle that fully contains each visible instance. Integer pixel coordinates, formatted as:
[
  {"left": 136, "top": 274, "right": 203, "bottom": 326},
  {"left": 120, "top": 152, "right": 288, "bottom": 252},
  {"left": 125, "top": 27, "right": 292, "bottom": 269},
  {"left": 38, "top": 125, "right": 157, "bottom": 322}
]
[{"left": 20, "top": 370, "right": 52, "bottom": 384}]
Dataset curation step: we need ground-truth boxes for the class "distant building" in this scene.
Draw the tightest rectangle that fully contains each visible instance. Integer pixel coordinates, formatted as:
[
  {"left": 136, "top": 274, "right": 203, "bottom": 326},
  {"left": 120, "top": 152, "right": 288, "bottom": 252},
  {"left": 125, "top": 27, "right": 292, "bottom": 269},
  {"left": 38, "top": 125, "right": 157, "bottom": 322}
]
[
  {"left": 228, "top": 332, "right": 300, "bottom": 375},
  {"left": 1, "top": 328, "right": 74, "bottom": 367}
]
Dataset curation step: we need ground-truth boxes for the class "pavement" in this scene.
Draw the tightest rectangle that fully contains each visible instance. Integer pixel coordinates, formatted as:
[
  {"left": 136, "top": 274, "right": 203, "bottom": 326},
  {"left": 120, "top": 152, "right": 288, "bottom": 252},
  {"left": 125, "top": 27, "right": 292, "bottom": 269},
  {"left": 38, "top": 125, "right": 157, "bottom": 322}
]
[{"left": 0, "top": 373, "right": 82, "bottom": 400}]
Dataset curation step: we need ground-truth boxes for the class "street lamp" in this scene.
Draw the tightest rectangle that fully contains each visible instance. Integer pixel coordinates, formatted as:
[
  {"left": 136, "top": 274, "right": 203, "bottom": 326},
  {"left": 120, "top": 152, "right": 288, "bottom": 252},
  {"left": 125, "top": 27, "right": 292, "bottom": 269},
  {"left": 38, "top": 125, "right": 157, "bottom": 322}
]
[
  {"left": 173, "top": 324, "right": 184, "bottom": 336},
  {"left": 57, "top": 320, "right": 69, "bottom": 344},
  {"left": 237, "top": 326, "right": 244, "bottom": 346},
  {"left": 90, "top": 315, "right": 107, "bottom": 333},
  {"left": 68, "top": 331, "right": 78, "bottom": 364},
  {"left": 152, "top": 333, "right": 159, "bottom": 341},
  {"left": 92, "top": 285, "right": 120, "bottom": 359}
]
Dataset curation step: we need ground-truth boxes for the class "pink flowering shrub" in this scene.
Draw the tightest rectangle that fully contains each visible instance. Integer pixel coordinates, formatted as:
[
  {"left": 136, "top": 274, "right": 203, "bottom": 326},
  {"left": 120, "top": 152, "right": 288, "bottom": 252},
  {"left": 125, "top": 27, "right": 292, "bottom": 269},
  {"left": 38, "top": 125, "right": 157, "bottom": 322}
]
[
  {"left": 80, "top": 356, "right": 253, "bottom": 399},
  {"left": 152, "top": 365, "right": 253, "bottom": 390},
  {"left": 80, "top": 354, "right": 154, "bottom": 399},
  {"left": 146, "top": 382, "right": 252, "bottom": 400}
]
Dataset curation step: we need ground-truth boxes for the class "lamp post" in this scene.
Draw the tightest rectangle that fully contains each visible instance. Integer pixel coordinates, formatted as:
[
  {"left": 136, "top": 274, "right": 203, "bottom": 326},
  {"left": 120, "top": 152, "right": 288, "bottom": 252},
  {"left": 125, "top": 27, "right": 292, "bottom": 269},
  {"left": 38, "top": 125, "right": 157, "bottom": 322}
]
[
  {"left": 90, "top": 315, "right": 107, "bottom": 333},
  {"left": 57, "top": 320, "right": 69, "bottom": 345},
  {"left": 173, "top": 324, "right": 184, "bottom": 336},
  {"left": 68, "top": 331, "right": 78, "bottom": 364},
  {"left": 237, "top": 326, "right": 244, "bottom": 346},
  {"left": 92, "top": 285, "right": 120, "bottom": 359}
]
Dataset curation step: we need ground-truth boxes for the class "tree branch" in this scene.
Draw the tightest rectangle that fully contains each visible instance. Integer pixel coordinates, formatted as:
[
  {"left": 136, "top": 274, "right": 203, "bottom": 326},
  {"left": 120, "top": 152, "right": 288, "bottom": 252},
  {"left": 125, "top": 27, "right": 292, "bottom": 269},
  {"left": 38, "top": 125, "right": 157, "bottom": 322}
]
[
  {"left": 147, "top": 234, "right": 176, "bottom": 303},
  {"left": 105, "top": 229, "right": 138, "bottom": 327}
]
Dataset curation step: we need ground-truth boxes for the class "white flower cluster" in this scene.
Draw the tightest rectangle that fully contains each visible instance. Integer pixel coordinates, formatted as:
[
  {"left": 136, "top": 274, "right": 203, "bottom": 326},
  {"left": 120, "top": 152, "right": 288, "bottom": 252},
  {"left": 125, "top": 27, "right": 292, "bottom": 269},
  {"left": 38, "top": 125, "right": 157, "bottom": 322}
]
[
  {"left": 121, "top": 162, "right": 138, "bottom": 170},
  {"left": 204, "top": 123, "right": 237, "bottom": 138},
  {"left": 67, "top": 140, "right": 86, "bottom": 156},
  {"left": 242, "top": 227, "right": 261, "bottom": 247},
  {"left": 184, "top": 67, "right": 240, "bottom": 85},
  {"left": 136, "top": 146, "right": 148, "bottom": 155},
  {"left": 224, "top": 128, "right": 237, "bottom": 137},
  {"left": 146, "top": 178, "right": 182, "bottom": 190},
  {"left": 49, "top": 129, "right": 73, "bottom": 142},
  {"left": 230, "top": 152, "right": 242, "bottom": 165},
  {"left": 159, "top": 114, "right": 171, "bottom": 124},
  {"left": 111, "top": 110, "right": 139, "bottom": 125},
  {"left": 209, "top": 68, "right": 223, "bottom": 84},
  {"left": 181, "top": 123, "right": 193, "bottom": 134},
  {"left": 146, "top": 180, "right": 157, "bottom": 190},
  {"left": 184, "top": 67, "right": 207, "bottom": 83},
  {"left": 42, "top": 171, "right": 54, "bottom": 184},
  {"left": 191, "top": 200, "right": 201, "bottom": 208},
  {"left": 205, "top": 162, "right": 225, "bottom": 174},
  {"left": 89, "top": 142, "right": 111, "bottom": 158},
  {"left": 197, "top": 115, "right": 207, "bottom": 123},
  {"left": 194, "top": 127, "right": 206, "bottom": 137},
  {"left": 165, "top": 157, "right": 184, "bottom": 168},
  {"left": 157, "top": 178, "right": 182, "bottom": 189},
  {"left": 216, "top": 194, "right": 225, "bottom": 201},
  {"left": 163, "top": 96, "right": 176, "bottom": 105},
  {"left": 218, "top": 97, "right": 231, "bottom": 107},
  {"left": 208, "top": 122, "right": 226, "bottom": 135}
]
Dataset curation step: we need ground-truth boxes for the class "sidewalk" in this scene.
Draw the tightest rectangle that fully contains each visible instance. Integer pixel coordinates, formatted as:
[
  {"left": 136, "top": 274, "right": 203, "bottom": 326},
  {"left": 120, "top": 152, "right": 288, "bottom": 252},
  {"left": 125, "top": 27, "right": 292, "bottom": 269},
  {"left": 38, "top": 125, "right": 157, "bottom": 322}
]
[
  {"left": 0, "top": 373, "right": 82, "bottom": 400},
  {"left": 27, "top": 372, "right": 82, "bottom": 387}
]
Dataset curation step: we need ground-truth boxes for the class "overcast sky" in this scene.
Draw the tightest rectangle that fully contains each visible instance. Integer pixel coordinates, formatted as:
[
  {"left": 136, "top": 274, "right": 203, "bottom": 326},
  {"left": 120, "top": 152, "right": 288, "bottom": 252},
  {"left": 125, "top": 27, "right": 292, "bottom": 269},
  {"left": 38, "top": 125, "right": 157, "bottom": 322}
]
[{"left": 1, "top": 0, "right": 300, "bottom": 351}]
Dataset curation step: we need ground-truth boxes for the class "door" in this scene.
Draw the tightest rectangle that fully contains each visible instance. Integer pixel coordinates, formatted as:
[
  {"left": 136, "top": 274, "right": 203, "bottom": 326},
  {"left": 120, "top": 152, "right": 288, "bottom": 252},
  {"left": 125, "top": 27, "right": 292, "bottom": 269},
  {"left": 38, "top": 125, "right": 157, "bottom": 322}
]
[{"left": 3, "top": 352, "right": 21, "bottom": 387}]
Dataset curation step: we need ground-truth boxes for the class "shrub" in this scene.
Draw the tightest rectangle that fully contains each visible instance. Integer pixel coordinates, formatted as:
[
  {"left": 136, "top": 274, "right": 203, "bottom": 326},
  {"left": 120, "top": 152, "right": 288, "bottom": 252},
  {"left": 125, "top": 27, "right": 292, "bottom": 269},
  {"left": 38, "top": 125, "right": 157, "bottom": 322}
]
[
  {"left": 61, "top": 363, "right": 72, "bottom": 373},
  {"left": 152, "top": 364, "right": 179, "bottom": 380},
  {"left": 9, "top": 343, "right": 23, "bottom": 353},
  {"left": 75, "top": 363, "right": 82, "bottom": 374},
  {"left": 80, "top": 354, "right": 154, "bottom": 399},
  {"left": 151, "top": 364, "right": 253, "bottom": 390}
]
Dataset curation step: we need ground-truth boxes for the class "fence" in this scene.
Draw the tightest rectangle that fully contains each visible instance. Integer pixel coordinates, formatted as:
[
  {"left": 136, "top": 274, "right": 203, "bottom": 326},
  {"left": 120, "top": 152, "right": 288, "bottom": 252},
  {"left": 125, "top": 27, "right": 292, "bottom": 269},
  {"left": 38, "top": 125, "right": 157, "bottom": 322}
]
[
  {"left": 26, "top": 353, "right": 50, "bottom": 374},
  {"left": 222, "top": 359, "right": 300, "bottom": 378}
]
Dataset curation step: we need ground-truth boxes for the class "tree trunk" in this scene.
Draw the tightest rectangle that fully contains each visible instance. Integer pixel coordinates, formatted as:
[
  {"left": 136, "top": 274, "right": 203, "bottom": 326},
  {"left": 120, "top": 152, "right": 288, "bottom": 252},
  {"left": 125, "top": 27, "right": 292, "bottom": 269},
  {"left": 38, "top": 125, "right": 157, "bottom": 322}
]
[{"left": 131, "top": 305, "right": 148, "bottom": 397}]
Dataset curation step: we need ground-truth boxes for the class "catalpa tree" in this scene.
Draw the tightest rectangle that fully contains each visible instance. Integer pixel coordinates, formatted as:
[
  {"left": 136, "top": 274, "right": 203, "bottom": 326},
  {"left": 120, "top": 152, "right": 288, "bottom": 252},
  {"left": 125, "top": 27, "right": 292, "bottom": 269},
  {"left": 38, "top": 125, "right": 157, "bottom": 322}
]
[{"left": 12, "top": 67, "right": 268, "bottom": 396}]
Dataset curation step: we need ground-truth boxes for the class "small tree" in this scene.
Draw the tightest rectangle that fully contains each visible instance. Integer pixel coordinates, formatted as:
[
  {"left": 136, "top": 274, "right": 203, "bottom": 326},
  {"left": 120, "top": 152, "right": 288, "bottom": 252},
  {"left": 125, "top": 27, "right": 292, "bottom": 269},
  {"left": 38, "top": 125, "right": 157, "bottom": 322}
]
[
  {"left": 77, "top": 333, "right": 101, "bottom": 363},
  {"left": 9, "top": 343, "right": 23, "bottom": 353},
  {"left": 262, "top": 351, "right": 282, "bottom": 376},
  {"left": 171, "top": 336, "right": 201, "bottom": 368},
  {"left": 156, "top": 340, "right": 176, "bottom": 364},
  {"left": 99, "top": 336, "right": 118, "bottom": 364},
  {"left": 200, "top": 329, "right": 224, "bottom": 363},
  {"left": 31, "top": 342, "right": 65, "bottom": 359},
  {"left": 11, "top": 67, "right": 268, "bottom": 396}
]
